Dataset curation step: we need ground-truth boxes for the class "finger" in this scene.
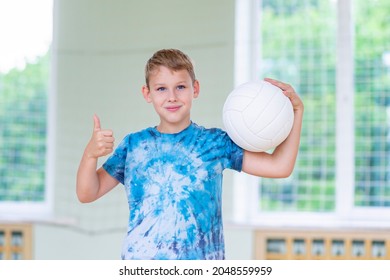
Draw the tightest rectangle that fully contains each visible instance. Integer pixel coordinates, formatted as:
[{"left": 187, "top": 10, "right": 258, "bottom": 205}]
[
  {"left": 101, "top": 141, "right": 114, "bottom": 149},
  {"left": 96, "top": 141, "right": 114, "bottom": 152},
  {"left": 264, "top": 77, "right": 280, "bottom": 85},
  {"left": 105, "top": 142, "right": 114, "bottom": 150},
  {"left": 264, "top": 77, "right": 291, "bottom": 91},
  {"left": 283, "top": 90, "right": 295, "bottom": 99},
  {"left": 103, "top": 148, "right": 114, "bottom": 156},
  {"left": 264, "top": 77, "right": 277, "bottom": 83},
  {"left": 93, "top": 114, "right": 101, "bottom": 132},
  {"left": 100, "top": 129, "right": 113, "bottom": 137},
  {"left": 102, "top": 136, "right": 115, "bottom": 143}
]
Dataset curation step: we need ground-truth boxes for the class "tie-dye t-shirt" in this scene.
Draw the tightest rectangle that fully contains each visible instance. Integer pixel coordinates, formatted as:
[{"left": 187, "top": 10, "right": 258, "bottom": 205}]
[{"left": 102, "top": 122, "right": 243, "bottom": 260}]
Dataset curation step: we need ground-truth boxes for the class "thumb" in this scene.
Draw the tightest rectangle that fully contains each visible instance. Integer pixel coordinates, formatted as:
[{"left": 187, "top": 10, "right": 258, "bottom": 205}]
[{"left": 93, "top": 114, "right": 101, "bottom": 131}]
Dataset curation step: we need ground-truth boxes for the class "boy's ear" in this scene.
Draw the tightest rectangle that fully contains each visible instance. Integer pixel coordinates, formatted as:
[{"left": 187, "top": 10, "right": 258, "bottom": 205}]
[
  {"left": 193, "top": 80, "right": 200, "bottom": 98},
  {"left": 142, "top": 85, "right": 152, "bottom": 103}
]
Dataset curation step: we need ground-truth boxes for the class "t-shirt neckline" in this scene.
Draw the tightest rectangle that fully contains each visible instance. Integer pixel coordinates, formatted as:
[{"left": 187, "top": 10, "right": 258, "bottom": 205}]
[{"left": 151, "top": 121, "right": 195, "bottom": 137}]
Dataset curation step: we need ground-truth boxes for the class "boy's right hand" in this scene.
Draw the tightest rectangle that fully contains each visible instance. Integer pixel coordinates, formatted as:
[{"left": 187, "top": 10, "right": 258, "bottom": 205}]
[{"left": 85, "top": 114, "right": 115, "bottom": 159}]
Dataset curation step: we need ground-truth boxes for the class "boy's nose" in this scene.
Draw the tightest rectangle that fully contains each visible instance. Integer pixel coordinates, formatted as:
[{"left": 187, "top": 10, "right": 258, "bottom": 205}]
[{"left": 167, "top": 89, "right": 177, "bottom": 101}]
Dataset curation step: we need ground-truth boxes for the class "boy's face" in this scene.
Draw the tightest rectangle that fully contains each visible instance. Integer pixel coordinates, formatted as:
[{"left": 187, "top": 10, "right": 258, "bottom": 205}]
[{"left": 142, "top": 66, "right": 199, "bottom": 133}]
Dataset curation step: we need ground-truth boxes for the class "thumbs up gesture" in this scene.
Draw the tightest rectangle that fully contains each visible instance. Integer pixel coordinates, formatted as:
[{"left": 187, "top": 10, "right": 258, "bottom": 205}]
[{"left": 85, "top": 114, "right": 115, "bottom": 158}]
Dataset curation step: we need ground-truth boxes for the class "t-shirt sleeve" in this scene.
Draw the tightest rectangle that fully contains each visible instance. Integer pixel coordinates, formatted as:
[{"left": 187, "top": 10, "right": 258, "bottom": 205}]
[
  {"left": 102, "top": 135, "right": 128, "bottom": 185},
  {"left": 220, "top": 130, "right": 244, "bottom": 172}
]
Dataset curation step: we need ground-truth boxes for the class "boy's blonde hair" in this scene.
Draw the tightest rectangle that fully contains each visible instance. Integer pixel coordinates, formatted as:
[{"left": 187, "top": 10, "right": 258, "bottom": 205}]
[{"left": 145, "top": 49, "right": 196, "bottom": 87}]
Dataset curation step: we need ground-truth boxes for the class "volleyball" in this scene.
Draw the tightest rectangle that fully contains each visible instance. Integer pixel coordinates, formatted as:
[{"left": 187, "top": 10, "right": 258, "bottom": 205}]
[{"left": 223, "top": 80, "right": 294, "bottom": 152}]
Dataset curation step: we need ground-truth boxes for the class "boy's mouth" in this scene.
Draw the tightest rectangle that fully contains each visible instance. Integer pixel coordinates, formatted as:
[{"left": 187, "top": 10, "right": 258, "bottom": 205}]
[{"left": 165, "top": 105, "right": 181, "bottom": 112}]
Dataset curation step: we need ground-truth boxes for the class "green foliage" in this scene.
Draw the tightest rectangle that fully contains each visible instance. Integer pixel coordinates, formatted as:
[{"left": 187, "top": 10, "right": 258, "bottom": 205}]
[
  {"left": 354, "top": 0, "right": 390, "bottom": 207},
  {"left": 259, "top": 1, "right": 337, "bottom": 212},
  {"left": 0, "top": 53, "right": 49, "bottom": 201},
  {"left": 259, "top": 0, "right": 390, "bottom": 211}
]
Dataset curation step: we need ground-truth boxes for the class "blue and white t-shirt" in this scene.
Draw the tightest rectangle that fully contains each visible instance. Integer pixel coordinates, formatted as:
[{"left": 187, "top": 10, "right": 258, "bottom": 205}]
[{"left": 103, "top": 122, "right": 243, "bottom": 260}]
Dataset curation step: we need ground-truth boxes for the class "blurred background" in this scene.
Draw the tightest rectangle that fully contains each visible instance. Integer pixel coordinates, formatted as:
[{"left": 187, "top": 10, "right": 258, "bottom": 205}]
[{"left": 0, "top": 0, "right": 389, "bottom": 260}]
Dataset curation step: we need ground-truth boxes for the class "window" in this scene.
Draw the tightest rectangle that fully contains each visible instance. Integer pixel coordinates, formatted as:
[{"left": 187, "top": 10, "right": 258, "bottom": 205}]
[
  {"left": 253, "top": 228, "right": 390, "bottom": 259},
  {"left": 354, "top": 0, "right": 390, "bottom": 208},
  {"left": 233, "top": 0, "right": 390, "bottom": 226},
  {"left": 259, "top": 0, "right": 337, "bottom": 213},
  {"left": 0, "top": 0, "right": 53, "bottom": 218},
  {"left": 0, "top": 224, "right": 32, "bottom": 260}
]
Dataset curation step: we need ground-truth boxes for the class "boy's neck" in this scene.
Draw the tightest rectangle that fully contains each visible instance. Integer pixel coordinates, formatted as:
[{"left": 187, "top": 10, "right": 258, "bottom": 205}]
[{"left": 156, "top": 120, "right": 191, "bottom": 134}]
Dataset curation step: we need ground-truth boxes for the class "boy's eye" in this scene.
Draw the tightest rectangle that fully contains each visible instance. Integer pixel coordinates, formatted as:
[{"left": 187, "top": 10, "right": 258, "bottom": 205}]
[
  {"left": 177, "top": 85, "right": 185, "bottom": 90},
  {"left": 156, "top": 87, "right": 166, "bottom": 92}
]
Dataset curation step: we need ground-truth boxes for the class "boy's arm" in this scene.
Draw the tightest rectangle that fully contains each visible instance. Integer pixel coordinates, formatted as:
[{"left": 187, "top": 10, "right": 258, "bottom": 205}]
[
  {"left": 241, "top": 78, "right": 304, "bottom": 178},
  {"left": 76, "top": 115, "right": 119, "bottom": 203}
]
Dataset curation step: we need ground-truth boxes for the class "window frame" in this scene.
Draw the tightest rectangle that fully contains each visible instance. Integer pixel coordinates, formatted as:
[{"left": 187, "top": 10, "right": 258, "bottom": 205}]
[
  {"left": 0, "top": 0, "right": 56, "bottom": 221},
  {"left": 232, "top": 0, "right": 390, "bottom": 228}
]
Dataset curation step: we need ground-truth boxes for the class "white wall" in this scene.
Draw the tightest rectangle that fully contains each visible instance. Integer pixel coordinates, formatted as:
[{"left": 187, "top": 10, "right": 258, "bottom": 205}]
[{"left": 34, "top": 0, "right": 253, "bottom": 259}]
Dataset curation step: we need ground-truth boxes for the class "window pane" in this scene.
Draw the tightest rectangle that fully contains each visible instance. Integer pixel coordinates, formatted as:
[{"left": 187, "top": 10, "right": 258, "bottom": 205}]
[
  {"left": 0, "top": 1, "right": 51, "bottom": 202},
  {"left": 0, "top": 60, "right": 48, "bottom": 201},
  {"left": 354, "top": 0, "right": 390, "bottom": 207},
  {"left": 259, "top": 0, "right": 336, "bottom": 212}
]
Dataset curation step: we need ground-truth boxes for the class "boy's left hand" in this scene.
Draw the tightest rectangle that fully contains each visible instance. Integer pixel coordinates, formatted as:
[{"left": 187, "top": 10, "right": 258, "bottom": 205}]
[{"left": 264, "top": 77, "right": 304, "bottom": 112}]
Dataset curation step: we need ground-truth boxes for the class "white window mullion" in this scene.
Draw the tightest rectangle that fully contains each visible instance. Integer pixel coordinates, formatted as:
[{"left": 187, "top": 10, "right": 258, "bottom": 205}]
[
  {"left": 335, "top": 0, "right": 355, "bottom": 219},
  {"left": 232, "top": 0, "right": 261, "bottom": 224},
  {"left": 234, "top": 0, "right": 260, "bottom": 86}
]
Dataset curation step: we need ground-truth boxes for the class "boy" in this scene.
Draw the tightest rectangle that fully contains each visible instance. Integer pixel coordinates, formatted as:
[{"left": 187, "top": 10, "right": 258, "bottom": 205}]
[{"left": 76, "top": 49, "right": 304, "bottom": 259}]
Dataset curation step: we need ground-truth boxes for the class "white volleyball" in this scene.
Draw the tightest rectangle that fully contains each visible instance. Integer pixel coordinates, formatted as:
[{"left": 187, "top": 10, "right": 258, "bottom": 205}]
[{"left": 223, "top": 80, "right": 294, "bottom": 152}]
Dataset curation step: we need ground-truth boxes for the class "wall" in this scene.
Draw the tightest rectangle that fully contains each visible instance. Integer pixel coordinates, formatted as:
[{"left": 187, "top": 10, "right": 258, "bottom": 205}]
[{"left": 34, "top": 0, "right": 253, "bottom": 259}]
